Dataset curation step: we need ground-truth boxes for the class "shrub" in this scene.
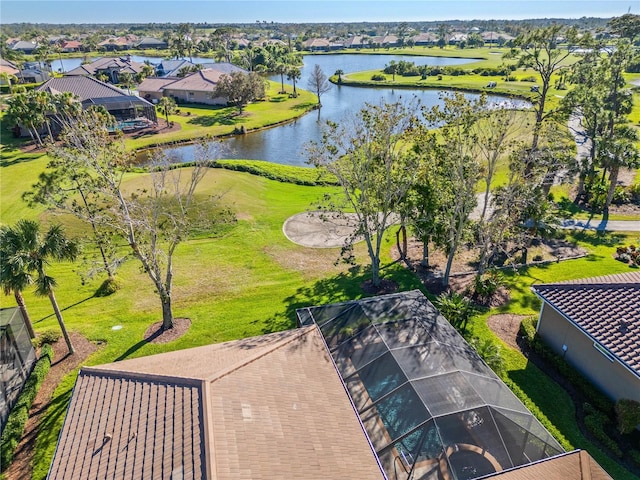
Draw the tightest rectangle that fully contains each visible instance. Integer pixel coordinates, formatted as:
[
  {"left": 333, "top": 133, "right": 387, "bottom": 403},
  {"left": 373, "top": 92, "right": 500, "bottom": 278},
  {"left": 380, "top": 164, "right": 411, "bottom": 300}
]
[
  {"left": 612, "top": 186, "right": 631, "bottom": 205},
  {"left": 32, "top": 329, "right": 61, "bottom": 348},
  {"left": 434, "top": 291, "right": 475, "bottom": 332},
  {"left": 615, "top": 399, "right": 640, "bottom": 434},
  {"left": 630, "top": 449, "right": 640, "bottom": 466},
  {"left": 584, "top": 409, "right": 623, "bottom": 457},
  {"left": 520, "top": 75, "right": 538, "bottom": 82},
  {"left": 473, "top": 270, "right": 505, "bottom": 303},
  {"left": 469, "top": 337, "right": 506, "bottom": 376},
  {"left": 94, "top": 276, "right": 120, "bottom": 297},
  {"left": 0, "top": 344, "right": 53, "bottom": 470},
  {"left": 371, "top": 74, "right": 386, "bottom": 81}
]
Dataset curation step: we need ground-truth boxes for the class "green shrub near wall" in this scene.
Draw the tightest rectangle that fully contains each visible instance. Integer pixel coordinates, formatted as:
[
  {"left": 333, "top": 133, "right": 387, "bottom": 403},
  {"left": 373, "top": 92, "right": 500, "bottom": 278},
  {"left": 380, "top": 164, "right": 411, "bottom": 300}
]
[{"left": 0, "top": 344, "right": 54, "bottom": 471}]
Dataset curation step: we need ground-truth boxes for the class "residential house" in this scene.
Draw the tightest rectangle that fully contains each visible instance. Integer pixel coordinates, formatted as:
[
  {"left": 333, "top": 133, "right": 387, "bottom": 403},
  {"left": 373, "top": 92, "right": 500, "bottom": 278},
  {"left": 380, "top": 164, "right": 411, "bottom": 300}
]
[
  {"left": 10, "top": 40, "right": 37, "bottom": 54},
  {"left": 59, "top": 40, "right": 82, "bottom": 53},
  {"left": 155, "top": 59, "right": 195, "bottom": 77},
  {"left": 16, "top": 63, "right": 51, "bottom": 83},
  {"left": 135, "top": 37, "right": 168, "bottom": 50},
  {"left": 449, "top": 32, "right": 469, "bottom": 45},
  {"left": 412, "top": 32, "right": 438, "bottom": 46},
  {"left": 35, "top": 75, "right": 157, "bottom": 124},
  {"left": 344, "top": 35, "right": 367, "bottom": 48},
  {"left": 138, "top": 64, "right": 246, "bottom": 105},
  {"left": 532, "top": 272, "right": 640, "bottom": 403},
  {"left": 371, "top": 34, "right": 399, "bottom": 48},
  {"left": 481, "top": 31, "right": 515, "bottom": 45},
  {"left": 98, "top": 35, "right": 137, "bottom": 51},
  {"left": 45, "top": 290, "right": 604, "bottom": 480},
  {"left": 65, "top": 56, "right": 145, "bottom": 83},
  {"left": 0, "top": 58, "right": 20, "bottom": 84}
]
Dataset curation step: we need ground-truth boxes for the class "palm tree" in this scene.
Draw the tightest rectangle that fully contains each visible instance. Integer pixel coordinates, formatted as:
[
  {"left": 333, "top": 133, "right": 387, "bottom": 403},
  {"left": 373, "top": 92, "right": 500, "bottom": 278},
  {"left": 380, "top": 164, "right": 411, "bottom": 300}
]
[
  {"left": 334, "top": 69, "right": 344, "bottom": 84},
  {"left": 287, "top": 66, "right": 301, "bottom": 97},
  {"left": 157, "top": 96, "right": 177, "bottom": 127},
  {"left": 1, "top": 220, "right": 78, "bottom": 353}
]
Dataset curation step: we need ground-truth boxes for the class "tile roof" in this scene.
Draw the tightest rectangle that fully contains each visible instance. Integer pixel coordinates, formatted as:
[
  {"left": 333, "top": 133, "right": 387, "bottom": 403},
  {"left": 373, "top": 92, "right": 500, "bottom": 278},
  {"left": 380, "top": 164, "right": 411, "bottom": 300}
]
[
  {"left": 161, "top": 69, "right": 228, "bottom": 93},
  {"left": 48, "top": 371, "right": 205, "bottom": 479},
  {"left": 36, "top": 76, "right": 131, "bottom": 101},
  {"left": 483, "top": 450, "right": 612, "bottom": 479},
  {"left": 48, "top": 326, "right": 384, "bottom": 480},
  {"left": 65, "top": 56, "right": 145, "bottom": 76},
  {"left": 137, "top": 77, "right": 179, "bottom": 93},
  {"left": 532, "top": 272, "right": 640, "bottom": 375}
]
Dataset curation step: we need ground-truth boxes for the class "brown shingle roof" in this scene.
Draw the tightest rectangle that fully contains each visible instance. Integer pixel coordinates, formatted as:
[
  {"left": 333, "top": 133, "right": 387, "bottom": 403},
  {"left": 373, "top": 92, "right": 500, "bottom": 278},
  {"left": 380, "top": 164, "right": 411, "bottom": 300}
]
[
  {"left": 161, "top": 69, "right": 228, "bottom": 93},
  {"left": 65, "top": 56, "right": 145, "bottom": 76},
  {"left": 49, "top": 326, "right": 384, "bottom": 480},
  {"left": 532, "top": 272, "right": 640, "bottom": 375},
  {"left": 483, "top": 450, "right": 612, "bottom": 479}
]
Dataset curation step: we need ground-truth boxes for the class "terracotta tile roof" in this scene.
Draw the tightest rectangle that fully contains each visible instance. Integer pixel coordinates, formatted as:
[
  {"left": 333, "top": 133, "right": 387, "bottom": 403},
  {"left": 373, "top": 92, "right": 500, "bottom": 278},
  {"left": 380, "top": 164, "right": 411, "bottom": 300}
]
[
  {"left": 482, "top": 450, "right": 612, "bottom": 479},
  {"left": 48, "top": 326, "right": 384, "bottom": 480},
  {"left": 532, "top": 272, "right": 640, "bottom": 375},
  {"left": 48, "top": 370, "right": 205, "bottom": 479},
  {"left": 161, "top": 69, "right": 228, "bottom": 93}
]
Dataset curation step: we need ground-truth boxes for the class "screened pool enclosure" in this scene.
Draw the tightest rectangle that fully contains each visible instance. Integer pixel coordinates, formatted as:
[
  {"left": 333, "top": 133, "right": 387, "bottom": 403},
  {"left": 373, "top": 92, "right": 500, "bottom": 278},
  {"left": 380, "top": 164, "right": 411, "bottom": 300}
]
[{"left": 297, "top": 290, "right": 563, "bottom": 480}]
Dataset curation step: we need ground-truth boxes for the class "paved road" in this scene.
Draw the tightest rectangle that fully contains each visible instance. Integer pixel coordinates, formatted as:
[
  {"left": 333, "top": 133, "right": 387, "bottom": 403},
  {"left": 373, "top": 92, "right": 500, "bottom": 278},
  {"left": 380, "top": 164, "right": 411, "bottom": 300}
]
[{"left": 559, "top": 218, "right": 640, "bottom": 232}]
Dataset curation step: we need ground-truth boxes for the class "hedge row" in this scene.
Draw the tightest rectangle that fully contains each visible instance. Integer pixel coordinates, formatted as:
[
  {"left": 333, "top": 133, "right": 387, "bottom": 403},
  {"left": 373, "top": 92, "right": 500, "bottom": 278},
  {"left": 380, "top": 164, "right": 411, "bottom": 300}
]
[
  {"left": 519, "top": 317, "right": 613, "bottom": 415},
  {"left": 0, "top": 344, "right": 54, "bottom": 471}
]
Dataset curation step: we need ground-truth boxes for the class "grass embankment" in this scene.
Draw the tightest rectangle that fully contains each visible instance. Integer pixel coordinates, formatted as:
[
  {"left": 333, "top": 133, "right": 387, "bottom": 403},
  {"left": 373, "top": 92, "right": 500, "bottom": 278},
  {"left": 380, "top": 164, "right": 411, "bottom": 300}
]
[
  {"left": 0, "top": 148, "right": 638, "bottom": 479},
  {"left": 126, "top": 81, "right": 317, "bottom": 150}
]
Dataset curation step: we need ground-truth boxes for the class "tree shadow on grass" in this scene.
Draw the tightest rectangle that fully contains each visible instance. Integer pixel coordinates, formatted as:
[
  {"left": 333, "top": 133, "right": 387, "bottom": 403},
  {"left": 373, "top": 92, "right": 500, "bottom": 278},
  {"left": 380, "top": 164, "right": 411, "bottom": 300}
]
[
  {"left": 566, "top": 230, "right": 625, "bottom": 248},
  {"left": 291, "top": 101, "right": 317, "bottom": 111},
  {"left": 258, "top": 261, "right": 424, "bottom": 335},
  {"left": 34, "top": 295, "right": 96, "bottom": 323},
  {"left": 187, "top": 112, "right": 241, "bottom": 127}
]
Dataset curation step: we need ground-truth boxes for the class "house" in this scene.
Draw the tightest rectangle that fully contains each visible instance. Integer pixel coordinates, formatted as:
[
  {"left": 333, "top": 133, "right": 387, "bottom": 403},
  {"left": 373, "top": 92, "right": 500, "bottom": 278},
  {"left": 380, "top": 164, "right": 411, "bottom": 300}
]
[
  {"left": 344, "top": 35, "right": 367, "bottom": 48},
  {"left": 98, "top": 36, "right": 137, "bottom": 51},
  {"left": 35, "top": 76, "right": 157, "bottom": 124},
  {"left": 59, "top": 40, "right": 82, "bottom": 53},
  {"left": 135, "top": 37, "right": 168, "bottom": 50},
  {"left": 449, "top": 32, "right": 468, "bottom": 44},
  {"left": 16, "top": 64, "right": 51, "bottom": 83},
  {"left": 301, "top": 38, "right": 342, "bottom": 51},
  {"left": 11, "top": 40, "right": 37, "bottom": 54},
  {"left": 481, "top": 31, "right": 515, "bottom": 45},
  {"left": 0, "top": 58, "right": 20, "bottom": 83},
  {"left": 138, "top": 64, "right": 246, "bottom": 105},
  {"left": 155, "top": 59, "right": 195, "bottom": 77},
  {"left": 532, "top": 272, "right": 640, "bottom": 403},
  {"left": 65, "top": 56, "right": 145, "bottom": 83},
  {"left": 412, "top": 32, "right": 438, "bottom": 46},
  {"left": 46, "top": 290, "right": 597, "bottom": 480}
]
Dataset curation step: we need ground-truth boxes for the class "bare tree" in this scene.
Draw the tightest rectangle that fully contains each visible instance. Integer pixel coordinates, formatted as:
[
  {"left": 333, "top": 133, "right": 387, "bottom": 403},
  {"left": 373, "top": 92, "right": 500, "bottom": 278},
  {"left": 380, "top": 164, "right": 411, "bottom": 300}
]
[
  {"left": 49, "top": 110, "right": 229, "bottom": 330},
  {"left": 307, "top": 99, "right": 420, "bottom": 288},
  {"left": 306, "top": 64, "right": 331, "bottom": 107}
]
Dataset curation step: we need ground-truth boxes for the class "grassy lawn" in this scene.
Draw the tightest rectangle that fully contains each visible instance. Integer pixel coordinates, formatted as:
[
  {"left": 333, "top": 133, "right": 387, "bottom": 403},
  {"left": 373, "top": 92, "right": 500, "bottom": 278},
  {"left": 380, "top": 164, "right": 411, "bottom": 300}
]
[
  {"left": 125, "top": 81, "right": 317, "bottom": 150},
  {"left": 0, "top": 149, "right": 637, "bottom": 478},
  {"left": 1, "top": 47, "right": 639, "bottom": 479}
]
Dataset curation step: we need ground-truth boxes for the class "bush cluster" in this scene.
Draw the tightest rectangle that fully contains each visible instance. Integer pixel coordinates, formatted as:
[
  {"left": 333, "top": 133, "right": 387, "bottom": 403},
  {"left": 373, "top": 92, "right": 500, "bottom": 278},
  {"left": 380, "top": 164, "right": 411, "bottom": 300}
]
[
  {"left": 614, "top": 399, "right": 640, "bottom": 434},
  {"left": 583, "top": 403, "right": 623, "bottom": 457},
  {"left": 32, "top": 329, "right": 61, "bottom": 349},
  {"left": 615, "top": 244, "right": 640, "bottom": 267},
  {"left": 370, "top": 74, "right": 386, "bottom": 81},
  {"left": 0, "top": 344, "right": 54, "bottom": 471}
]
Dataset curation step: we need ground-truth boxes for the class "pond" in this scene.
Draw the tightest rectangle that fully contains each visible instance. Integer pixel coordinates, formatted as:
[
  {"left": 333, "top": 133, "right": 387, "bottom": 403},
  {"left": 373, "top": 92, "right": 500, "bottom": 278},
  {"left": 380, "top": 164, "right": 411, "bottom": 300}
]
[
  {"left": 50, "top": 53, "right": 528, "bottom": 167},
  {"left": 138, "top": 54, "right": 528, "bottom": 166}
]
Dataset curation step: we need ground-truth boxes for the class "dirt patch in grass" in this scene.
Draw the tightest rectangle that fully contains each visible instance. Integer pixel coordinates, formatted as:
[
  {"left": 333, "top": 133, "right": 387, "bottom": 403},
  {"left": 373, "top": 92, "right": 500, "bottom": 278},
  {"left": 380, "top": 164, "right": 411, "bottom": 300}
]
[
  {"left": 3, "top": 332, "right": 99, "bottom": 480},
  {"left": 143, "top": 317, "right": 191, "bottom": 344},
  {"left": 486, "top": 313, "right": 529, "bottom": 349}
]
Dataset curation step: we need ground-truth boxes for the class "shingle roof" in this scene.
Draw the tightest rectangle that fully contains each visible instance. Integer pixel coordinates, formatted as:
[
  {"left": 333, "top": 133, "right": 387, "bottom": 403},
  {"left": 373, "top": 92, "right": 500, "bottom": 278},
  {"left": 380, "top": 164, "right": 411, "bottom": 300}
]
[
  {"left": 532, "top": 272, "right": 640, "bottom": 375},
  {"left": 36, "top": 76, "right": 131, "bottom": 101},
  {"left": 48, "top": 326, "right": 384, "bottom": 480},
  {"left": 161, "top": 69, "right": 227, "bottom": 92},
  {"left": 483, "top": 450, "right": 612, "bottom": 479}
]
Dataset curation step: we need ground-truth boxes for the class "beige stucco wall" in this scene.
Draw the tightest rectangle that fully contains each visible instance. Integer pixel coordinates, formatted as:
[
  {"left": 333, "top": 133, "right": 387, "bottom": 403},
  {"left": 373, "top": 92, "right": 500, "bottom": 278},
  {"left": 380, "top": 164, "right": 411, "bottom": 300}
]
[
  {"left": 537, "top": 303, "right": 640, "bottom": 403},
  {"left": 163, "top": 89, "right": 226, "bottom": 106}
]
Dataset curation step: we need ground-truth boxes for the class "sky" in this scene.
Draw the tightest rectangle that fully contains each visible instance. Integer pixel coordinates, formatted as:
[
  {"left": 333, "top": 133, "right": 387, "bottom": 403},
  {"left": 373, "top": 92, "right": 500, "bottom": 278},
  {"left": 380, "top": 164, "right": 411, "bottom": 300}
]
[{"left": 0, "top": 0, "right": 635, "bottom": 25}]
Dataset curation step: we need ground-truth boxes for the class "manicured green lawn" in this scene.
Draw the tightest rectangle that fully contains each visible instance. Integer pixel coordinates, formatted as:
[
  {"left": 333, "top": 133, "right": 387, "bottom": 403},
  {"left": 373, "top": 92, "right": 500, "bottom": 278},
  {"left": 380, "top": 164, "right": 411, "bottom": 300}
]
[
  {"left": 1, "top": 46, "right": 638, "bottom": 479},
  {"left": 126, "top": 81, "right": 317, "bottom": 150}
]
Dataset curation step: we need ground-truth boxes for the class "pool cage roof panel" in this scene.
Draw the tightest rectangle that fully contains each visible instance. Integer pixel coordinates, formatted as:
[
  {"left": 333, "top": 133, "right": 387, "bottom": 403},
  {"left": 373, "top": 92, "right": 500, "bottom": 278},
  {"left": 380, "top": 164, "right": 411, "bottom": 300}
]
[{"left": 297, "top": 290, "right": 564, "bottom": 480}]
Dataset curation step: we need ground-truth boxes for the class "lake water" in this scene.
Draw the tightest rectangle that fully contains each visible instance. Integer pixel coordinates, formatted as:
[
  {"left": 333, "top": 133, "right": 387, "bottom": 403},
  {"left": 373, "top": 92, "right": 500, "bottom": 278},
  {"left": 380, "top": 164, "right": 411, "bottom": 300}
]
[{"left": 50, "top": 53, "right": 528, "bottom": 166}]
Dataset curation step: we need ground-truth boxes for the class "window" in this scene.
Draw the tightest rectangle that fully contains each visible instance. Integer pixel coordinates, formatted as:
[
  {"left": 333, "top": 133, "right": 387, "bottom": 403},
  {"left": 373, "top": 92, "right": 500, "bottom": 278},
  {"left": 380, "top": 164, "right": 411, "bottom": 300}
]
[{"left": 593, "top": 342, "right": 615, "bottom": 362}]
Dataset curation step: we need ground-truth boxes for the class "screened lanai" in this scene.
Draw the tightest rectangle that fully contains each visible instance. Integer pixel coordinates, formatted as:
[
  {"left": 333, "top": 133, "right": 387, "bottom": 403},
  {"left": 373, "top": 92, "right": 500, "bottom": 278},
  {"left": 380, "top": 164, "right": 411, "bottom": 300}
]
[{"left": 297, "top": 290, "right": 564, "bottom": 480}]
